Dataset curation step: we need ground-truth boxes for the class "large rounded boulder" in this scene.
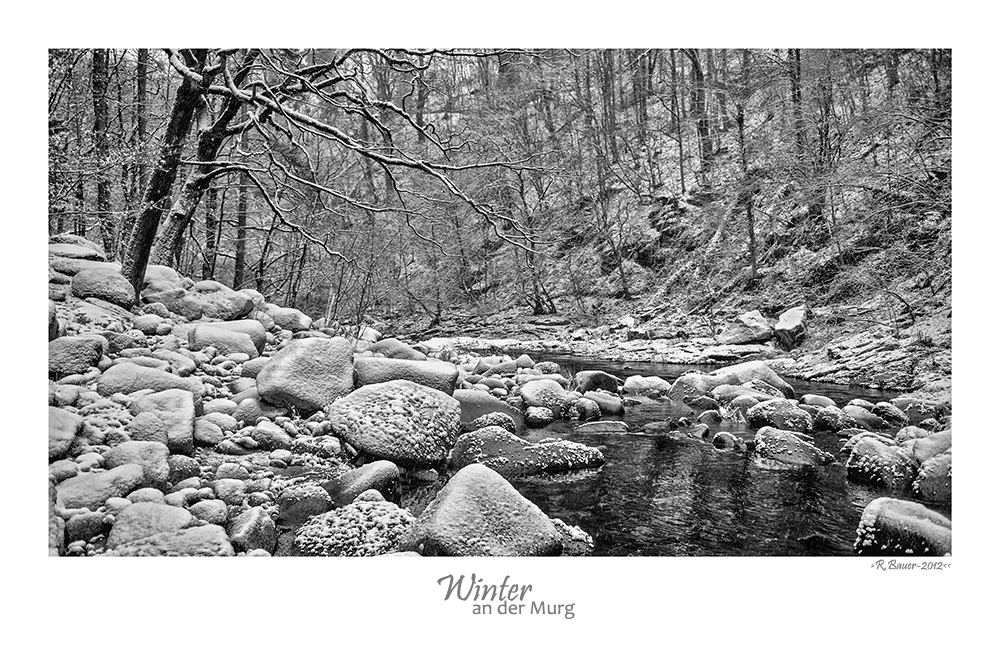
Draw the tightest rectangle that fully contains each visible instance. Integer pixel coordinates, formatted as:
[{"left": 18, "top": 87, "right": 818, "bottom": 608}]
[
  {"left": 48, "top": 335, "right": 106, "bottom": 378},
  {"left": 854, "top": 497, "right": 951, "bottom": 556},
  {"left": 354, "top": 356, "right": 459, "bottom": 395},
  {"left": 293, "top": 497, "right": 414, "bottom": 556},
  {"left": 49, "top": 407, "right": 83, "bottom": 461},
  {"left": 710, "top": 360, "right": 795, "bottom": 398},
  {"left": 846, "top": 436, "right": 918, "bottom": 490},
  {"left": 753, "top": 426, "right": 834, "bottom": 468},
  {"left": 188, "top": 324, "right": 260, "bottom": 358},
  {"left": 97, "top": 362, "right": 203, "bottom": 401},
  {"left": 370, "top": 337, "right": 426, "bottom": 361},
  {"left": 574, "top": 370, "right": 620, "bottom": 394},
  {"left": 398, "top": 464, "right": 563, "bottom": 556},
  {"left": 746, "top": 398, "right": 813, "bottom": 433},
  {"left": 452, "top": 389, "right": 526, "bottom": 434},
  {"left": 321, "top": 380, "right": 461, "bottom": 467},
  {"left": 256, "top": 337, "right": 354, "bottom": 412},
  {"left": 71, "top": 266, "right": 135, "bottom": 308},
  {"left": 519, "top": 379, "right": 572, "bottom": 417}
]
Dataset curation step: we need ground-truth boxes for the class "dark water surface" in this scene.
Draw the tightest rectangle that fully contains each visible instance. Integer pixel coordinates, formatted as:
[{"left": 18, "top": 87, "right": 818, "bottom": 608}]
[{"left": 502, "top": 352, "right": 924, "bottom": 556}]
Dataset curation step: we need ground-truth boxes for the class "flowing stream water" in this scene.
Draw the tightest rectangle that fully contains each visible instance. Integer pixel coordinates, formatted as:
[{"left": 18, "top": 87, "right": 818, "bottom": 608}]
[{"left": 495, "top": 352, "right": 933, "bottom": 556}]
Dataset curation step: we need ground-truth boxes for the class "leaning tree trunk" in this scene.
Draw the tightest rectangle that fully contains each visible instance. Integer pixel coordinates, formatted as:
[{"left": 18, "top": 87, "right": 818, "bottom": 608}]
[{"left": 122, "top": 49, "right": 208, "bottom": 304}]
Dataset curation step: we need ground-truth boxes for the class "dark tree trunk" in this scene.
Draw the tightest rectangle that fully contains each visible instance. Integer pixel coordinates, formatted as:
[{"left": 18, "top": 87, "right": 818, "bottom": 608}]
[
  {"left": 234, "top": 172, "right": 248, "bottom": 290},
  {"left": 670, "top": 49, "right": 686, "bottom": 194},
  {"left": 121, "top": 48, "right": 150, "bottom": 258},
  {"left": 92, "top": 48, "right": 115, "bottom": 256},
  {"left": 789, "top": 48, "right": 807, "bottom": 161},
  {"left": 122, "top": 49, "right": 208, "bottom": 303},
  {"left": 684, "top": 49, "right": 712, "bottom": 184},
  {"left": 202, "top": 185, "right": 218, "bottom": 280}
]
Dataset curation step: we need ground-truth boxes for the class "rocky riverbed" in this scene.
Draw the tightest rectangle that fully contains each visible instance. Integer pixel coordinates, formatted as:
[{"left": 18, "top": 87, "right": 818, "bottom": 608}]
[{"left": 47, "top": 234, "right": 952, "bottom": 557}]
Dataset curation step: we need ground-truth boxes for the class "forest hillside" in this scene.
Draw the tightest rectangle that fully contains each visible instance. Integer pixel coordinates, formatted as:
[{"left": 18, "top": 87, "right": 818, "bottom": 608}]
[{"left": 48, "top": 48, "right": 951, "bottom": 396}]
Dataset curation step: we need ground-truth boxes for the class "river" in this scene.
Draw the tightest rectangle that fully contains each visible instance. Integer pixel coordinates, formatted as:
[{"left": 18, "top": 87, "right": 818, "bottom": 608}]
[{"left": 491, "top": 352, "right": 939, "bottom": 556}]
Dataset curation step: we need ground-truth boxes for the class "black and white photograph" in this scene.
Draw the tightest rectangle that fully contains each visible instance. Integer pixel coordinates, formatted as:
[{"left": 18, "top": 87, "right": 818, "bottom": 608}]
[
  {"left": 9, "top": 2, "right": 994, "bottom": 641},
  {"left": 44, "top": 45, "right": 953, "bottom": 558}
]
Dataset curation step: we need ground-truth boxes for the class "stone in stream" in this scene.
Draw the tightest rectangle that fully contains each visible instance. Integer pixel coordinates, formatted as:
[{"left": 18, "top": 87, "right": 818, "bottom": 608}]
[
  {"left": 467, "top": 412, "right": 517, "bottom": 434},
  {"left": 398, "top": 464, "right": 564, "bottom": 556},
  {"left": 913, "top": 451, "right": 951, "bottom": 504},
  {"left": 746, "top": 398, "right": 813, "bottom": 434},
  {"left": 622, "top": 375, "right": 671, "bottom": 395},
  {"left": 846, "top": 436, "right": 919, "bottom": 489},
  {"left": 102, "top": 441, "right": 171, "bottom": 490},
  {"left": 525, "top": 406, "right": 554, "bottom": 427},
  {"left": 908, "top": 429, "right": 952, "bottom": 464},
  {"left": 128, "top": 389, "right": 196, "bottom": 456},
  {"left": 97, "top": 362, "right": 203, "bottom": 401},
  {"left": 716, "top": 309, "right": 774, "bottom": 345},
  {"left": 369, "top": 337, "right": 425, "bottom": 361},
  {"left": 482, "top": 360, "right": 519, "bottom": 378},
  {"left": 576, "top": 420, "right": 629, "bottom": 433},
  {"left": 712, "top": 431, "right": 746, "bottom": 451},
  {"left": 240, "top": 357, "right": 270, "bottom": 379},
  {"left": 813, "top": 405, "right": 865, "bottom": 433},
  {"left": 582, "top": 390, "right": 625, "bottom": 415},
  {"left": 839, "top": 431, "right": 894, "bottom": 458},
  {"left": 842, "top": 405, "right": 891, "bottom": 432},
  {"left": 698, "top": 409, "right": 723, "bottom": 425},
  {"left": 711, "top": 384, "right": 778, "bottom": 406},
  {"left": 49, "top": 300, "right": 60, "bottom": 341},
  {"left": 104, "top": 525, "right": 236, "bottom": 556},
  {"left": 353, "top": 355, "right": 459, "bottom": 395},
  {"left": 56, "top": 464, "right": 146, "bottom": 510},
  {"left": 293, "top": 498, "right": 415, "bottom": 557},
  {"left": 452, "top": 389, "right": 526, "bottom": 434},
  {"left": 106, "top": 502, "right": 195, "bottom": 549},
  {"left": 450, "top": 427, "right": 604, "bottom": 476},
  {"left": 167, "top": 455, "right": 200, "bottom": 483},
  {"left": 48, "top": 335, "right": 105, "bottom": 377},
  {"left": 321, "top": 380, "right": 461, "bottom": 467},
  {"left": 774, "top": 305, "right": 808, "bottom": 349},
  {"left": 49, "top": 407, "right": 83, "bottom": 462},
  {"left": 49, "top": 239, "right": 106, "bottom": 260},
  {"left": 890, "top": 397, "right": 949, "bottom": 425},
  {"left": 323, "top": 460, "right": 401, "bottom": 507},
  {"left": 263, "top": 304, "right": 311, "bottom": 332},
  {"left": 573, "top": 370, "right": 620, "bottom": 394},
  {"left": 277, "top": 484, "right": 333, "bottom": 525},
  {"left": 673, "top": 360, "right": 793, "bottom": 403},
  {"left": 228, "top": 507, "right": 277, "bottom": 553},
  {"left": 256, "top": 337, "right": 354, "bottom": 412},
  {"left": 71, "top": 267, "right": 135, "bottom": 309},
  {"left": 712, "top": 361, "right": 795, "bottom": 398},
  {"left": 149, "top": 279, "right": 253, "bottom": 321},
  {"left": 132, "top": 314, "right": 165, "bottom": 335},
  {"left": 188, "top": 325, "right": 259, "bottom": 359},
  {"left": 872, "top": 401, "right": 910, "bottom": 428},
  {"left": 574, "top": 397, "right": 602, "bottom": 421},
  {"left": 753, "top": 426, "right": 834, "bottom": 468},
  {"left": 519, "top": 379, "right": 571, "bottom": 417},
  {"left": 854, "top": 497, "right": 951, "bottom": 556},
  {"left": 800, "top": 394, "right": 837, "bottom": 408}
]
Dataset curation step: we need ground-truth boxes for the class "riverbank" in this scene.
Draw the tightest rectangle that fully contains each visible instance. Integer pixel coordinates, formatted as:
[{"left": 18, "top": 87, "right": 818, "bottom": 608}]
[{"left": 412, "top": 305, "right": 951, "bottom": 403}]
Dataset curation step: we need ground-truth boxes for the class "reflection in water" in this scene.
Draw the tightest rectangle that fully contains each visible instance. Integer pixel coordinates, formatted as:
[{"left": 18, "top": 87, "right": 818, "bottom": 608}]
[
  {"left": 514, "top": 427, "right": 878, "bottom": 556},
  {"left": 500, "top": 356, "right": 921, "bottom": 556}
]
